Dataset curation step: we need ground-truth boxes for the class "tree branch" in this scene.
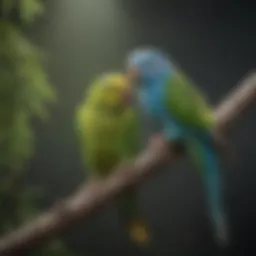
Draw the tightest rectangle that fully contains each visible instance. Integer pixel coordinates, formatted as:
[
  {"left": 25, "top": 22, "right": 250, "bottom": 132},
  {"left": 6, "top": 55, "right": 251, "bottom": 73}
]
[{"left": 0, "top": 72, "right": 256, "bottom": 255}]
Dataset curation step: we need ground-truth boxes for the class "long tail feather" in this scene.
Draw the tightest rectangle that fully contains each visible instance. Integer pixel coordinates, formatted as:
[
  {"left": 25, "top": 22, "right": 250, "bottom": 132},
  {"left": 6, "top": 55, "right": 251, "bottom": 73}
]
[{"left": 188, "top": 137, "right": 229, "bottom": 245}]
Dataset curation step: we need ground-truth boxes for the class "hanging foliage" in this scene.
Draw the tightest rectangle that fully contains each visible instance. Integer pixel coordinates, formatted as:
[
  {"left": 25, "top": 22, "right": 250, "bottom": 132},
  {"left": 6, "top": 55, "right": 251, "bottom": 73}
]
[{"left": 0, "top": 0, "right": 74, "bottom": 254}]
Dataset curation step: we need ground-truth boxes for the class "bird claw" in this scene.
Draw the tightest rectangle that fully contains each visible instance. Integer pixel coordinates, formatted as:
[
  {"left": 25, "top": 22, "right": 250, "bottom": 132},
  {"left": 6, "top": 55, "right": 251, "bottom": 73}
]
[{"left": 128, "top": 219, "right": 151, "bottom": 247}]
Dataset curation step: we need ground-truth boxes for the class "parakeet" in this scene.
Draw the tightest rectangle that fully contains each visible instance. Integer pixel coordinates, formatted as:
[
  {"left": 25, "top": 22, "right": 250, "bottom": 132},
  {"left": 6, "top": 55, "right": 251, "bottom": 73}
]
[
  {"left": 75, "top": 72, "right": 150, "bottom": 246},
  {"left": 126, "top": 47, "right": 229, "bottom": 245}
]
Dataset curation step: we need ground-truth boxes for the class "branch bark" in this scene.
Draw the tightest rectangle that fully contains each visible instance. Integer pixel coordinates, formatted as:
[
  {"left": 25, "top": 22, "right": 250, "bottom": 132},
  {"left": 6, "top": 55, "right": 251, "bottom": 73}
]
[{"left": 0, "top": 72, "right": 256, "bottom": 255}]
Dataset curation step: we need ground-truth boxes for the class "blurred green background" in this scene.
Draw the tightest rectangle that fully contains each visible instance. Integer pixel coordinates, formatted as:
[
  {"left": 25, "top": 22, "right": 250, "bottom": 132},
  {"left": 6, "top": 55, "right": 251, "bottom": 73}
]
[{"left": 0, "top": 0, "right": 255, "bottom": 256}]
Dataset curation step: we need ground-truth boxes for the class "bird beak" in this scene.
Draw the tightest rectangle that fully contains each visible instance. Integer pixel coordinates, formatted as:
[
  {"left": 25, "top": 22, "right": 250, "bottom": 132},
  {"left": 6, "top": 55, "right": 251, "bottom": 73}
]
[{"left": 127, "top": 68, "right": 139, "bottom": 87}]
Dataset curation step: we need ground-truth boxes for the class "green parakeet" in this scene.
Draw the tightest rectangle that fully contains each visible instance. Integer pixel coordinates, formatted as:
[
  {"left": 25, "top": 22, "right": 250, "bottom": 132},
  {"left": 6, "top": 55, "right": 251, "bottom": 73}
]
[{"left": 75, "top": 72, "right": 150, "bottom": 246}]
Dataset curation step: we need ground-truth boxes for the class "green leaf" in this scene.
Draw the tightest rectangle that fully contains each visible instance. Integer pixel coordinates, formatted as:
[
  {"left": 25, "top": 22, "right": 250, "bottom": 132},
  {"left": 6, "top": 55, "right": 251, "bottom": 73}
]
[
  {"left": 0, "top": 21, "right": 55, "bottom": 169},
  {"left": 18, "top": 0, "right": 45, "bottom": 24},
  {"left": 0, "top": 1, "right": 71, "bottom": 254}
]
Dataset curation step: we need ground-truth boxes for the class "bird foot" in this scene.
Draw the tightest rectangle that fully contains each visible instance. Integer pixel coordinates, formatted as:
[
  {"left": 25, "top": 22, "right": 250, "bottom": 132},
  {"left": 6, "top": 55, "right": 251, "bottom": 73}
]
[{"left": 128, "top": 219, "right": 151, "bottom": 247}]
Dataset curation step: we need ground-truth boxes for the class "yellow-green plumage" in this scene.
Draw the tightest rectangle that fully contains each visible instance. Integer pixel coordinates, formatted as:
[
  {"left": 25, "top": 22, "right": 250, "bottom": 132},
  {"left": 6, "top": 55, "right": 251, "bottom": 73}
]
[
  {"left": 75, "top": 73, "right": 150, "bottom": 246},
  {"left": 75, "top": 73, "right": 140, "bottom": 176},
  {"left": 76, "top": 106, "right": 139, "bottom": 176},
  {"left": 165, "top": 70, "right": 215, "bottom": 132}
]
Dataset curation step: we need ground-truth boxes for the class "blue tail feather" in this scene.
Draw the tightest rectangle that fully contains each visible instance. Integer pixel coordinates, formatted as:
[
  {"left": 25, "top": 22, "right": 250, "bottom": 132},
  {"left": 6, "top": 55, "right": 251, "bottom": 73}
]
[
  {"left": 189, "top": 137, "right": 229, "bottom": 244},
  {"left": 203, "top": 143, "right": 222, "bottom": 218}
]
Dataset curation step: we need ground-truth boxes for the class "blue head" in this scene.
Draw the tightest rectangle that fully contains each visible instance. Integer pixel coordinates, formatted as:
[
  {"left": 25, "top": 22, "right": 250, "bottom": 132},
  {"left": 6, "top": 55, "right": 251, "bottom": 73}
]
[
  {"left": 126, "top": 47, "right": 172, "bottom": 117},
  {"left": 126, "top": 47, "right": 172, "bottom": 85}
]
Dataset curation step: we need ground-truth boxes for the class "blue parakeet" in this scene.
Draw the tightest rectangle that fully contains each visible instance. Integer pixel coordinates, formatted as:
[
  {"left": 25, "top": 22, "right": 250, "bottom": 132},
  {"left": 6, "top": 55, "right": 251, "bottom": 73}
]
[{"left": 126, "top": 47, "right": 229, "bottom": 244}]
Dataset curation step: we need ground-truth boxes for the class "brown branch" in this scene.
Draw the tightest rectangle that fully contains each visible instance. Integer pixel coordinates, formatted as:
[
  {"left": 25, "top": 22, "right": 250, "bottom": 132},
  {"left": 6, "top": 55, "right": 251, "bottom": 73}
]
[{"left": 0, "top": 72, "right": 256, "bottom": 256}]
